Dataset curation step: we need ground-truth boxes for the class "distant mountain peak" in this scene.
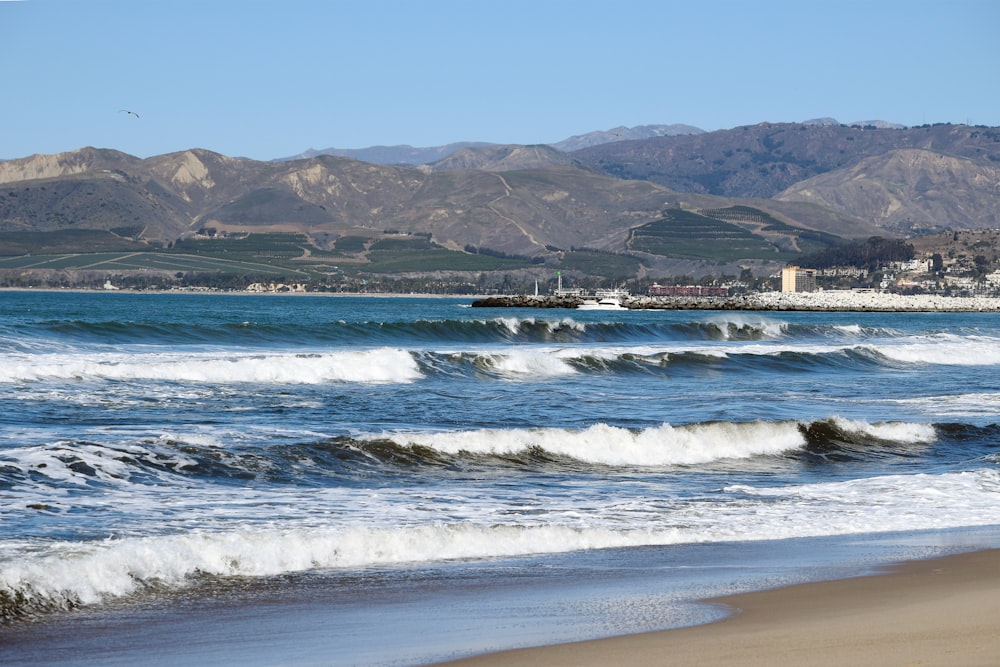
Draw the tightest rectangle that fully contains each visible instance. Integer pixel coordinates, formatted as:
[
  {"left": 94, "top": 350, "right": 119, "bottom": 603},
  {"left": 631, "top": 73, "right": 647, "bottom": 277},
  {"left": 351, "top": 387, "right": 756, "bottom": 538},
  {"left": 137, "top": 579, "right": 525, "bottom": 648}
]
[
  {"left": 803, "top": 117, "right": 907, "bottom": 129},
  {"left": 274, "top": 142, "right": 496, "bottom": 166},
  {"left": 552, "top": 124, "right": 705, "bottom": 152},
  {"left": 428, "top": 144, "right": 574, "bottom": 172},
  {"left": 802, "top": 117, "right": 841, "bottom": 126},
  {"left": 274, "top": 124, "right": 706, "bottom": 166}
]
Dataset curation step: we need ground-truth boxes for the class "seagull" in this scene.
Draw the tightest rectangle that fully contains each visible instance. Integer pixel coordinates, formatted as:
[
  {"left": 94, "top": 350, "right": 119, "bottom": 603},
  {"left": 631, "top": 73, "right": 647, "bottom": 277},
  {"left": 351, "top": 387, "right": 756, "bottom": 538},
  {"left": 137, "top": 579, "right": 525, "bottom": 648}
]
[{"left": 119, "top": 109, "right": 140, "bottom": 118}]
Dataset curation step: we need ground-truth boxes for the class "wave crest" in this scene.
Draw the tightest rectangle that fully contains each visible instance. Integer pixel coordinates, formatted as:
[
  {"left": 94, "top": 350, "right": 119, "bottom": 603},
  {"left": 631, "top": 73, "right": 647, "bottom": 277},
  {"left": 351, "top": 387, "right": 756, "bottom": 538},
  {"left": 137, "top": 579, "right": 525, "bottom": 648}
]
[
  {"left": 379, "top": 421, "right": 806, "bottom": 466},
  {"left": 0, "top": 347, "right": 422, "bottom": 385}
]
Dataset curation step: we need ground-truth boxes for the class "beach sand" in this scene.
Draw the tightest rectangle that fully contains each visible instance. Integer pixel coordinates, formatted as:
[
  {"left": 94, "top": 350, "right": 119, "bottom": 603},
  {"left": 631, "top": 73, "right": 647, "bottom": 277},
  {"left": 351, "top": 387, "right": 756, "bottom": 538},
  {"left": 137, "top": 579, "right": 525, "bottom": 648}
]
[{"left": 433, "top": 548, "right": 1000, "bottom": 666}]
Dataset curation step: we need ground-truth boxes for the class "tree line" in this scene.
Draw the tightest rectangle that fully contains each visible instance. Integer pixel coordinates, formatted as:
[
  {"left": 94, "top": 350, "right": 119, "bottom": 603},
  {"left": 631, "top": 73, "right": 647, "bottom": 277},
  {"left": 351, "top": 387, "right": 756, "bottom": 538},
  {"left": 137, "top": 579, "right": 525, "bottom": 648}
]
[{"left": 795, "top": 236, "right": 915, "bottom": 270}]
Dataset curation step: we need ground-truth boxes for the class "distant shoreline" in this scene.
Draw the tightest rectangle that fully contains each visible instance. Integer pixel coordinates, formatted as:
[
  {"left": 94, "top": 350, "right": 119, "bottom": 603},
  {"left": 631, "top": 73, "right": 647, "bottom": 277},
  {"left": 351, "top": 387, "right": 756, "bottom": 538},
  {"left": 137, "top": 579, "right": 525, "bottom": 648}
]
[
  {"left": 0, "top": 287, "right": 478, "bottom": 299},
  {"left": 4, "top": 287, "right": 1000, "bottom": 311}
]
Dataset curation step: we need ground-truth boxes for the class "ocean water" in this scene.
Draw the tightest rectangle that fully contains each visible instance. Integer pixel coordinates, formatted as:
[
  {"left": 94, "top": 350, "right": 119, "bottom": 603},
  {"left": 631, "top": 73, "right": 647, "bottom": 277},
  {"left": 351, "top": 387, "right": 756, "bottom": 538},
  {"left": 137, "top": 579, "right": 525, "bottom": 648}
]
[{"left": 2, "top": 291, "right": 999, "bottom": 664}]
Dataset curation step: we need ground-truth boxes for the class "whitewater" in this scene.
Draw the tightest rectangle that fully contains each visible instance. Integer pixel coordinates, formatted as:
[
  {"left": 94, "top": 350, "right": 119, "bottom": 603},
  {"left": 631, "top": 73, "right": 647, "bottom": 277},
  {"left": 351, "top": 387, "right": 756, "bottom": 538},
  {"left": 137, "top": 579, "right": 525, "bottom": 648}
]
[{"left": 1, "top": 291, "right": 999, "bottom": 665}]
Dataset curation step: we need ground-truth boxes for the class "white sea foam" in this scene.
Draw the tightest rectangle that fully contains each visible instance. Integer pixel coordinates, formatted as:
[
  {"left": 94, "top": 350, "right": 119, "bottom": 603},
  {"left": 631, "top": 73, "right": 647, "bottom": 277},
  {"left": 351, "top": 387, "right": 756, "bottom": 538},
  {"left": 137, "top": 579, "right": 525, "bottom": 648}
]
[
  {"left": 578, "top": 333, "right": 1000, "bottom": 368},
  {"left": 0, "top": 347, "right": 423, "bottom": 384},
  {"left": 888, "top": 392, "right": 1000, "bottom": 418},
  {"left": 4, "top": 468, "right": 999, "bottom": 614},
  {"left": 547, "top": 317, "right": 587, "bottom": 334},
  {"left": 494, "top": 317, "right": 531, "bottom": 335},
  {"left": 379, "top": 421, "right": 807, "bottom": 465},
  {"left": 155, "top": 431, "right": 225, "bottom": 449},
  {"left": 828, "top": 416, "right": 937, "bottom": 443},
  {"left": 488, "top": 316, "right": 585, "bottom": 338},
  {"left": 481, "top": 349, "right": 578, "bottom": 379},
  {"left": 871, "top": 334, "right": 1000, "bottom": 366},
  {"left": 724, "top": 470, "right": 1000, "bottom": 535},
  {"left": 0, "top": 525, "right": 639, "bottom": 611},
  {"left": 0, "top": 439, "right": 202, "bottom": 488},
  {"left": 704, "top": 314, "right": 788, "bottom": 339}
]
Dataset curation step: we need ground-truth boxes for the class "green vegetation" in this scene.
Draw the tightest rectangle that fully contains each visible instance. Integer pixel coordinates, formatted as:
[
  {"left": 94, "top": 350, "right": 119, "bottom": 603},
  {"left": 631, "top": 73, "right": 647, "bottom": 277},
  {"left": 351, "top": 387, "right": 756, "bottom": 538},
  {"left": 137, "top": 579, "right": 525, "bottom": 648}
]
[
  {"left": 557, "top": 250, "right": 642, "bottom": 279},
  {"left": 0, "top": 230, "right": 146, "bottom": 256},
  {"left": 628, "top": 209, "right": 781, "bottom": 261},
  {"left": 169, "top": 233, "right": 336, "bottom": 259},
  {"left": 700, "top": 206, "right": 842, "bottom": 255},
  {"left": 0, "top": 251, "right": 303, "bottom": 276},
  {"left": 699, "top": 205, "right": 778, "bottom": 224},
  {"left": 332, "top": 236, "right": 370, "bottom": 252},
  {"left": 364, "top": 248, "right": 532, "bottom": 273},
  {"left": 0, "top": 231, "right": 538, "bottom": 285},
  {"left": 795, "top": 236, "right": 915, "bottom": 270},
  {"left": 368, "top": 236, "right": 437, "bottom": 251}
]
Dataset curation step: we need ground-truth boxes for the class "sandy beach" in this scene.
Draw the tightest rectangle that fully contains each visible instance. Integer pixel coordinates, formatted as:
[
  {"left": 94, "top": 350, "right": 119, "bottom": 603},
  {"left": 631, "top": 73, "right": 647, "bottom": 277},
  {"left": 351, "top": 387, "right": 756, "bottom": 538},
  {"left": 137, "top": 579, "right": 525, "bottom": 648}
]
[{"left": 434, "top": 548, "right": 1000, "bottom": 667}]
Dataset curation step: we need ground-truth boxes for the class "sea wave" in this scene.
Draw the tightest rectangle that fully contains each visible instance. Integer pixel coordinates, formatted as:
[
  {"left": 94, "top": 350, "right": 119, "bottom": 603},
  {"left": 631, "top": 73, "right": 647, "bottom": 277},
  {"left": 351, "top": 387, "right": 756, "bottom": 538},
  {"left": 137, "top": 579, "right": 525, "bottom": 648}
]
[
  {"left": 0, "top": 347, "right": 423, "bottom": 384},
  {"left": 425, "top": 336, "right": 1000, "bottom": 382},
  {"left": 4, "top": 466, "right": 999, "bottom": 622},
  {"left": 374, "top": 417, "right": 936, "bottom": 466},
  {"left": 867, "top": 334, "right": 1000, "bottom": 366},
  {"left": 0, "top": 313, "right": 902, "bottom": 353},
  {"left": 10, "top": 339, "right": 988, "bottom": 389},
  {"left": 0, "top": 418, "right": 957, "bottom": 501}
]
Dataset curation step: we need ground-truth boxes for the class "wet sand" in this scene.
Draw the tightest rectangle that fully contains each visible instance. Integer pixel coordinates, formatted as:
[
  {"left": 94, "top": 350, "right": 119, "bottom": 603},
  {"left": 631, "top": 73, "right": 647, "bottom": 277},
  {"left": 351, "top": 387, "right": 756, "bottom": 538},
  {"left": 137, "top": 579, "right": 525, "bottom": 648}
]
[{"left": 434, "top": 548, "right": 1000, "bottom": 666}]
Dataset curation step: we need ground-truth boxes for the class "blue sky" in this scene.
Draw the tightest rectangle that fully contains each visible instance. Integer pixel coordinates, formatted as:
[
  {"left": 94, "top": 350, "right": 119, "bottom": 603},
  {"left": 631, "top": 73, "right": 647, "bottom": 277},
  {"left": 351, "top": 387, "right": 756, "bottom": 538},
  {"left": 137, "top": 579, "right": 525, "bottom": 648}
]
[{"left": 2, "top": 0, "right": 998, "bottom": 161}]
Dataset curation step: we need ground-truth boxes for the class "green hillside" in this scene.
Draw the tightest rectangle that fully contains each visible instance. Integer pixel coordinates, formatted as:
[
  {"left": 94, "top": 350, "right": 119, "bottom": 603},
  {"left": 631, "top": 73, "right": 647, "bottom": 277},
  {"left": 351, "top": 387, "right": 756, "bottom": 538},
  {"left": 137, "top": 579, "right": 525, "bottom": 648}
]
[{"left": 628, "top": 209, "right": 784, "bottom": 261}]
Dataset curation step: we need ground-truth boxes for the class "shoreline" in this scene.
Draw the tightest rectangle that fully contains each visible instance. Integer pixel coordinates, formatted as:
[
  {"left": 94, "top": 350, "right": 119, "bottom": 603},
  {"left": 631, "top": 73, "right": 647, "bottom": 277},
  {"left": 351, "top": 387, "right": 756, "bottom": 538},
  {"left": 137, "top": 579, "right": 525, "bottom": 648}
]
[
  {"left": 4, "top": 533, "right": 999, "bottom": 666},
  {"left": 0, "top": 287, "right": 479, "bottom": 299},
  {"left": 432, "top": 547, "right": 1000, "bottom": 666},
  {"left": 5, "top": 287, "right": 1000, "bottom": 311}
]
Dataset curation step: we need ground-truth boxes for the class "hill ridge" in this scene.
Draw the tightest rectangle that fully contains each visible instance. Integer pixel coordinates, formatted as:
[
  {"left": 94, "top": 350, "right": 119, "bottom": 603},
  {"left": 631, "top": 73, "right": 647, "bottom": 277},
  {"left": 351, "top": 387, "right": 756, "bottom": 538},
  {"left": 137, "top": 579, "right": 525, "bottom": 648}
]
[{"left": 2, "top": 121, "right": 998, "bottom": 280}]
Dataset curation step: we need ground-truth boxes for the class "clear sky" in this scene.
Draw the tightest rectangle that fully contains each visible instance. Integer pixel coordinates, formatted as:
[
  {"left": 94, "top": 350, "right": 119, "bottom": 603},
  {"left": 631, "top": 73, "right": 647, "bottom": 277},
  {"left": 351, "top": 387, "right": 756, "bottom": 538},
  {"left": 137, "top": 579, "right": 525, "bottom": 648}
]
[{"left": 2, "top": 0, "right": 998, "bottom": 161}]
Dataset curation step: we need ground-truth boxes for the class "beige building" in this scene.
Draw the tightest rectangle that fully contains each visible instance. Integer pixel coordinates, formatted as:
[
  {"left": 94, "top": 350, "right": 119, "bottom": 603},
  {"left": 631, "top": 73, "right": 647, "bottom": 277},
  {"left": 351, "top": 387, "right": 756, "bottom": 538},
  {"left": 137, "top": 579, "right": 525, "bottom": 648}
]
[{"left": 781, "top": 266, "right": 817, "bottom": 293}]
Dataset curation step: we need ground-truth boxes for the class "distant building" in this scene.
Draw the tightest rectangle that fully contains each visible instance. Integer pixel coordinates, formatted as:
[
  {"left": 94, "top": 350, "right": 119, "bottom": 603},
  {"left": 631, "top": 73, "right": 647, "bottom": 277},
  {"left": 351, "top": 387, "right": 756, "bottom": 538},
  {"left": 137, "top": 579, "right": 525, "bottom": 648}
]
[
  {"left": 888, "top": 258, "right": 932, "bottom": 272},
  {"left": 781, "top": 266, "right": 817, "bottom": 293},
  {"left": 246, "top": 282, "right": 307, "bottom": 293},
  {"left": 816, "top": 266, "right": 868, "bottom": 278}
]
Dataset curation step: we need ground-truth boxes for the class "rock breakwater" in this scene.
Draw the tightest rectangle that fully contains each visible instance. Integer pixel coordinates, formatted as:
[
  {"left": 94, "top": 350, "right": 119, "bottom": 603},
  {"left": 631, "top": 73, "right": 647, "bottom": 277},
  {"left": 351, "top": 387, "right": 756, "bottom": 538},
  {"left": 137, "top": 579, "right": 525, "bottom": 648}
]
[{"left": 471, "top": 292, "right": 1000, "bottom": 312}]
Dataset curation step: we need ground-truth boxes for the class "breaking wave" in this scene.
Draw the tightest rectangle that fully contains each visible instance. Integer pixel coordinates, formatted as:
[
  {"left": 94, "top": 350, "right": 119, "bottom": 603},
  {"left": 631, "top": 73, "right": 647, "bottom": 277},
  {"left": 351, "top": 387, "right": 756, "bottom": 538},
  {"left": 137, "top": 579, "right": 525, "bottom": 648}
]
[
  {"left": 0, "top": 347, "right": 423, "bottom": 384},
  {"left": 379, "top": 420, "right": 807, "bottom": 466},
  {"left": 5, "top": 465, "right": 999, "bottom": 622}
]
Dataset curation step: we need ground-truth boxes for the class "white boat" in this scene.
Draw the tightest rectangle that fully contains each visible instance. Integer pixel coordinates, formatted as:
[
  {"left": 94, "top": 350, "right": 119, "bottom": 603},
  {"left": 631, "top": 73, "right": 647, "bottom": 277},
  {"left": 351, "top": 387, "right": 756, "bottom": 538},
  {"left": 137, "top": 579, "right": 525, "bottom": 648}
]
[
  {"left": 576, "top": 297, "right": 627, "bottom": 310},
  {"left": 577, "top": 289, "right": 629, "bottom": 310},
  {"left": 577, "top": 287, "right": 631, "bottom": 310}
]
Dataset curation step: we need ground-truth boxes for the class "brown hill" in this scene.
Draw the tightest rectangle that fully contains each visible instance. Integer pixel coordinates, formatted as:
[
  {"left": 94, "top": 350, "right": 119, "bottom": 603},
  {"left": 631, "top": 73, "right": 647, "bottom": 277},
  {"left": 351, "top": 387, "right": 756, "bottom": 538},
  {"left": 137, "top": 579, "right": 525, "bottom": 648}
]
[
  {"left": 0, "top": 147, "right": 881, "bottom": 273},
  {"left": 775, "top": 149, "right": 1000, "bottom": 234},
  {"left": 427, "top": 144, "right": 575, "bottom": 172},
  {"left": 571, "top": 122, "right": 1000, "bottom": 215}
]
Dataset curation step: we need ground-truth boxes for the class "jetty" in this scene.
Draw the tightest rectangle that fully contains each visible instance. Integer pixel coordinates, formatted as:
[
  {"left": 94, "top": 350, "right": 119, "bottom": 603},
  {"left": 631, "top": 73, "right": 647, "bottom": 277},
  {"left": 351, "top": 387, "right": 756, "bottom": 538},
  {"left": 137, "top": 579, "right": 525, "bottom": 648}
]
[{"left": 471, "top": 291, "right": 1000, "bottom": 312}]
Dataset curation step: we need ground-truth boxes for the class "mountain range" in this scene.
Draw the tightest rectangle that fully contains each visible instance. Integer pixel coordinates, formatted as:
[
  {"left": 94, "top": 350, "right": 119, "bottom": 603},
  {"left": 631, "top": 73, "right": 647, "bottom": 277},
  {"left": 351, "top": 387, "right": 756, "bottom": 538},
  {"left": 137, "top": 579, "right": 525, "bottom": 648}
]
[
  {"left": 1, "top": 120, "right": 998, "bottom": 280},
  {"left": 274, "top": 123, "right": 707, "bottom": 163}
]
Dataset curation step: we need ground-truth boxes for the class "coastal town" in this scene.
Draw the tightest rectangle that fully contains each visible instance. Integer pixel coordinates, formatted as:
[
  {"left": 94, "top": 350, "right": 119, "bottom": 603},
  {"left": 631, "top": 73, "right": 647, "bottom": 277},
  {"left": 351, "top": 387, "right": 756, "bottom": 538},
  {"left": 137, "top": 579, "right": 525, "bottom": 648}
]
[
  {"left": 72, "top": 254, "right": 1000, "bottom": 313},
  {"left": 469, "top": 259, "right": 1000, "bottom": 312}
]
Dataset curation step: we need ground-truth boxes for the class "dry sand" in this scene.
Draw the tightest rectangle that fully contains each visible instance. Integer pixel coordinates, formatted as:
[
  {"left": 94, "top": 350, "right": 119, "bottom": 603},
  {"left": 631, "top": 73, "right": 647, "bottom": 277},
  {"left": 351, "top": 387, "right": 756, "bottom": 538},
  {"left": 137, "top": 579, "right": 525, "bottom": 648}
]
[{"left": 433, "top": 548, "right": 1000, "bottom": 666}]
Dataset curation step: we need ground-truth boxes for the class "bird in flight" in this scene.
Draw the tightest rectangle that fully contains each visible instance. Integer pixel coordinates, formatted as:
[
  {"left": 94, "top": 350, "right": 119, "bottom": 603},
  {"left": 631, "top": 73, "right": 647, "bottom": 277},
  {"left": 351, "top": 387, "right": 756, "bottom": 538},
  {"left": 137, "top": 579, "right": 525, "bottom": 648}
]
[{"left": 119, "top": 109, "right": 140, "bottom": 118}]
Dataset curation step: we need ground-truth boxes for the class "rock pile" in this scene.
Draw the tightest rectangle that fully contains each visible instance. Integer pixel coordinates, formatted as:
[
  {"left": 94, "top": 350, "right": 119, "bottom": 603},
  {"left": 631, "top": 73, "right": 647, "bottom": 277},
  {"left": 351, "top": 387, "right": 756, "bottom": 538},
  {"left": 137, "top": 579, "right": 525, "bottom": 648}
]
[{"left": 472, "top": 292, "right": 1000, "bottom": 312}]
